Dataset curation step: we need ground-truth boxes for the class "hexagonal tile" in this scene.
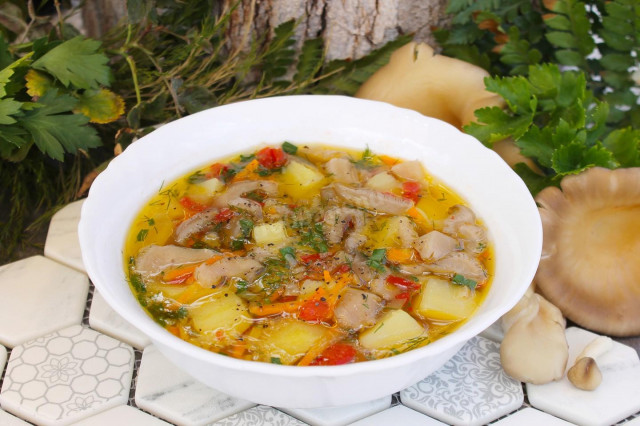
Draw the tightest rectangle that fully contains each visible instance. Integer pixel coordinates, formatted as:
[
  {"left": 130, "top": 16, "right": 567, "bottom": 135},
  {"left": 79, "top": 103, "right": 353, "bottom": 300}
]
[
  {"left": 527, "top": 327, "right": 640, "bottom": 426},
  {"left": 492, "top": 407, "right": 574, "bottom": 425},
  {"left": 72, "top": 405, "right": 171, "bottom": 425},
  {"left": 0, "top": 409, "right": 30, "bottom": 425},
  {"left": 400, "top": 336, "right": 523, "bottom": 426},
  {"left": 0, "top": 325, "right": 134, "bottom": 425},
  {"left": 350, "top": 405, "right": 447, "bottom": 425},
  {"left": 44, "top": 199, "right": 86, "bottom": 273},
  {"left": 1, "top": 343, "right": 8, "bottom": 372},
  {"left": 279, "top": 395, "right": 391, "bottom": 426},
  {"left": 135, "top": 345, "right": 255, "bottom": 425},
  {"left": 211, "top": 406, "right": 307, "bottom": 425},
  {"left": 89, "top": 289, "right": 151, "bottom": 350},
  {"left": 0, "top": 256, "right": 88, "bottom": 348}
]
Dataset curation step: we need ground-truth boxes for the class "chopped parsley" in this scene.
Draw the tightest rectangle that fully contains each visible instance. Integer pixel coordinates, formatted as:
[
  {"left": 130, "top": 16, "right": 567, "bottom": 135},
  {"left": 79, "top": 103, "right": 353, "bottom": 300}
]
[
  {"left": 270, "top": 357, "right": 282, "bottom": 364},
  {"left": 367, "top": 248, "right": 387, "bottom": 273},
  {"left": 136, "top": 229, "right": 149, "bottom": 241},
  {"left": 239, "top": 219, "right": 254, "bottom": 238},
  {"left": 452, "top": 274, "right": 478, "bottom": 290},
  {"left": 279, "top": 246, "right": 296, "bottom": 259},
  {"left": 282, "top": 141, "right": 298, "bottom": 154}
]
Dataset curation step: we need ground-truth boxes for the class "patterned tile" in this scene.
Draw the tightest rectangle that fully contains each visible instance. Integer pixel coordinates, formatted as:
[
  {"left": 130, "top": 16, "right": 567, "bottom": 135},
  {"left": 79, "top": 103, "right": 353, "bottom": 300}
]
[
  {"left": 492, "top": 407, "right": 574, "bottom": 425},
  {"left": 350, "top": 405, "right": 447, "bottom": 425},
  {"left": 135, "top": 345, "right": 255, "bottom": 426},
  {"left": 0, "top": 409, "right": 30, "bottom": 425},
  {"left": 72, "top": 405, "right": 170, "bottom": 425},
  {"left": 211, "top": 406, "right": 307, "bottom": 425},
  {"left": 89, "top": 289, "right": 151, "bottom": 350},
  {"left": 0, "top": 256, "right": 89, "bottom": 348},
  {"left": 0, "top": 343, "right": 6, "bottom": 371},
  {"left": 0, "top": 325, "right": 134, "bottom": 425},
  {"left": 44, "top": 199, "right": 86, "bottom": 273},
  {"left": 400, "top": 335, "right": 523, "bottom": 426},
  {"left": 527, "top": 327, "right": 640, "bottom": 426},
  {"left": 279, "top": 395, "right": 391, "bottom": 426}
]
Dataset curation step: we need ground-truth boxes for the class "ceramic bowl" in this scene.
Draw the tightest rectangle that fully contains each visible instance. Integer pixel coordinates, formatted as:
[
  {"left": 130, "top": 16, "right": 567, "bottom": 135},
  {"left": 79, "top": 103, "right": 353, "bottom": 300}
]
[{"left": 79, "top": 95, "right": 542, "bottom": 408}]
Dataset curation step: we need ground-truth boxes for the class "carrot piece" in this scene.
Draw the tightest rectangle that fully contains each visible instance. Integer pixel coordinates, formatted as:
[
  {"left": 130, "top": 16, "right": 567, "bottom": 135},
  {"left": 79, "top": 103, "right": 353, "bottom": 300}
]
[
  {"left": 228, "top": 339, "right": 248, "bottom": 359},
  {"left": 297, "top": 332, "right": 342, "bottom": 366},
  {"left": 232, "top": 159, "right": 260, "bottom": 181},
  {"left": 407, "top": 206, "right": 431, "bottom": 230},
  {"left": 166, "top": 325, "right": 180, "bottom": 336},
  {"left": 386, "top": 248, "right": 416, "bottom": 264},
  {"left": 163, "top": 255, "right": 224, "bottom": 283},
  {"left": 379, "top": 154, "right": 399, "bottom": 166},
  {"left": 249, "top": 300, "right": 302, "bottom": 316}
]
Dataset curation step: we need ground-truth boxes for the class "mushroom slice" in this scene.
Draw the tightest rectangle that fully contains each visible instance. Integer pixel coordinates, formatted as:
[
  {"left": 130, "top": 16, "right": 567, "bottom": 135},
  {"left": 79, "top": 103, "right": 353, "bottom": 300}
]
[
  {"left": 333, "top": 184, "right": 413, "bottom": 215},
  {"left": 414, "top": 230, "right": 458, "bottom": 261},
  {"left": 324, "top": 157, "right": 359, "bottom": 184},
  {"left": 135, "top": 244, "right": 217, "bottom": 277},
  {"left": 195, "top": 257, "right": 264, "bottom": 288},
  {"left": 334, "top": 288, "right": 384, "bottom": 331},
  {"left": 322, "top": 207, "right": 365, "bottom": 245},
  {"left": 355, "top": 42, "right": 504, "bottom": 129},
  {"left": 174, "top": 207, "right": 219, "bottom": 244},
  {"left": 390, "top": 160, "right": 425, "bottom": 182},
  {"left": 535, "top": 167, "right": 640, "bottom": 336},
  {"left": 424, "top": 251, "right": 486, "bottom": 284},
  {"left": 500, "top": 289, "right": 569, "bottom": 384}
]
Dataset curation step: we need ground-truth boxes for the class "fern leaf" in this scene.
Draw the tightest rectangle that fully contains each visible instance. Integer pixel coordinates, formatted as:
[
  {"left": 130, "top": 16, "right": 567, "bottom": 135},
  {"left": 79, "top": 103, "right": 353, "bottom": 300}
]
[
  {"left": 294, "top": 38, "right": 324, "bottom": 85},
  {"left": 262, "top": 19, "right": 297, "bottom": 83}
]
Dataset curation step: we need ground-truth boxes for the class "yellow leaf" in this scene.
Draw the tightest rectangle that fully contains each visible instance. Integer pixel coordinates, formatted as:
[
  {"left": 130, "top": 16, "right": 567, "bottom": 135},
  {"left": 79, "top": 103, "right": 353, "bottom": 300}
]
[
  {"left": 75, "top": 88, "right": 125, "bottom": 124},
  {"left": 25, "top": 69, "right": 53, "bottom": 98}
]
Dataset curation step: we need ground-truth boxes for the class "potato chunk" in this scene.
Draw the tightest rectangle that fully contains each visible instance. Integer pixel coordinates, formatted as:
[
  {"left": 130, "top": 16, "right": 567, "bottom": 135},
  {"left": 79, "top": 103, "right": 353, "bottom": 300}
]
[
  {"left": 189, "top": 292, "right": 252, "bottom": 339},
  {"left": 248, "top": 318, "right": 331, "bottom": 365},
  {"left": 253, "top": 221, "right": 288, "bottom": 246},
  {"left": 413, "top": 277, "right": 477, "bottom": 321},
  {"left": 359, "top": 309, "right": 424, "bottom": 351},
  {"left": 280, "top": 160, "right": 326, "bottom": 198}
]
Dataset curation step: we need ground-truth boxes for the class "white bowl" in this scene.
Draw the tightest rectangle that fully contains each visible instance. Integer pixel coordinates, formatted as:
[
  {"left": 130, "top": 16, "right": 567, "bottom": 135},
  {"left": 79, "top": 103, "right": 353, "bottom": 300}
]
[{"left": 79, "top": 95, "right": 541, "bottom": 408}]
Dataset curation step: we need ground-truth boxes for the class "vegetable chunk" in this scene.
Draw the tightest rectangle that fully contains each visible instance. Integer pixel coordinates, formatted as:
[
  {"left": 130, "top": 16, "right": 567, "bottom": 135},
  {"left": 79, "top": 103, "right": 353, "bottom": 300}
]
[
  {"left": 189, "top": 292, "right": 252, "bottom": 340},
  {"left": 359, "top": 309, "right": 424, "bottom": 351},
  {"left": 413, "top": 277, "right": 477, "bottom": 321}
]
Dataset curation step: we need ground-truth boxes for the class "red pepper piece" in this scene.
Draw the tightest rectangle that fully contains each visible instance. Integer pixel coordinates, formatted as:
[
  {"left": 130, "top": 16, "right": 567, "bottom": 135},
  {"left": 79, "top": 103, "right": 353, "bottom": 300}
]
[
  {"left": 310, "top": 343, "right": 357, "bottom": 366},
  {"left": 386, "top": 275, "right": 421, "bottom": 290},
  {"left": 214, "top": 208, "right": 235, "bottom": 223},
  {"left": 298, "top": 298, "right": 331, "bottom": 322},
  {"left": 256, "top": 147, "right": 287, "bottom": 169},
  {"left": 401, "top": 181, "right": 421, "bottom": 203},
  {"left": 179, "top": 196, "right": 207, "bottom": 213}
]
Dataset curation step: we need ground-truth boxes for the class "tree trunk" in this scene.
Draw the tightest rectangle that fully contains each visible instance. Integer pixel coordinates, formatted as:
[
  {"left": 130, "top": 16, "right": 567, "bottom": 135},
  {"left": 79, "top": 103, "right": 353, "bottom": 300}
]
[{"left": 223, "top": 0, "right": 449, "bottom": 61}]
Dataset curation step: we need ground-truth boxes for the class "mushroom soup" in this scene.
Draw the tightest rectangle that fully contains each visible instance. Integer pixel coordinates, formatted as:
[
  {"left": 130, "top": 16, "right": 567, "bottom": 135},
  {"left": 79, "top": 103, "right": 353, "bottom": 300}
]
[{"left": 124, "top": 143, "right": 493, "bottom": 365}]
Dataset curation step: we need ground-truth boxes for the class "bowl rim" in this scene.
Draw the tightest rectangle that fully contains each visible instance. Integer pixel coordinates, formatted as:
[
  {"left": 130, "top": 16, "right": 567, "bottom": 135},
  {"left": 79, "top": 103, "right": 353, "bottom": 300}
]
[{"left": 80, "top": 94, "right": 542, "bottom": 378}]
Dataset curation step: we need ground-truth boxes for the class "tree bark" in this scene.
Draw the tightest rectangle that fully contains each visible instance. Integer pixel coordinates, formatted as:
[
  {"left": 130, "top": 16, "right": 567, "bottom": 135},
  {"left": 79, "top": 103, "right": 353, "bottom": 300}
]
[{"left": 223, "top": 0, "right": 449, "bottom": 61}]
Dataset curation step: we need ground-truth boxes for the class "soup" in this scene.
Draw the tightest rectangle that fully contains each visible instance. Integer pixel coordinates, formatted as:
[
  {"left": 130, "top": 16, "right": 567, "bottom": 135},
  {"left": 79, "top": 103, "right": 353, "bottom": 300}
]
[{"left": 124, "top": 143, "right": 493, "bottom": 365}]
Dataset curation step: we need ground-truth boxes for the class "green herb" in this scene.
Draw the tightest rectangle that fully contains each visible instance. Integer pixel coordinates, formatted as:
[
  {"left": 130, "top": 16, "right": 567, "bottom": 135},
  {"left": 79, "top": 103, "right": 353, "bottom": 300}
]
[
  {"left": 239, "top": 153, "right": 255, "bottom": 162},
  {"left": 244, "top": 191, "right": 265, "bottom": 203},
  {"left": 452, "top": 274, "right": 478, "bottom": 290},
  {"left": 279, "top": 246, "right": 296, "bottom": 259},
  {"left": 374, "top": 322, "right": 385, "bottom": 333},
  {"left": 231, "top": 239, "right": 245, "bottom": 251},
  {"left": 146, "top": 301, "right": 187, "bottom": 327},
  {"left": 129, "top": 272, "right": 146, "bottom": 294},
  {"left": 136, "top": 229, "right": 149, "bottom": 242},
  {"left": 297, "top": 222, "right": 329, "bottom": 253},
  {"left": 187, "top": 170, "right": 206, "bottom": 184},
  {"left": 367, "top": 248, "right": 387, "bottom": 273},
  {"left": 270, "top": 357, "right": 282, "bottom": 364},
  {"left": 402, "top": 335, "right": 430, "bottom": 352},
  {"left": 239, "top": 219, "right": 254, "bottom": 238},
  {"left": 235, "top": 280, "right": 249, "bottom": 294},
  {"left": 282, "top": 141, "right": 298, "bottom": 154},
  {"left": 352, "top": 146, "right": 380, "bottom": 169},
  {"left": 257, "top": 166, "right": 282, "bottom": 176}
]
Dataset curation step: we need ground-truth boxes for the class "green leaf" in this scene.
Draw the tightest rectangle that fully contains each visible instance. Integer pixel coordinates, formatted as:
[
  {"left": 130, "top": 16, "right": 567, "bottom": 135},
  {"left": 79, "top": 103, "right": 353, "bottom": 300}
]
[
  {"left": 75, "top": 88, "right": 125, "bottom": 124},
  {"left": 528, "top": 63, "right": 562, "bottom": 97},
  {"left": 18, "top": 90, "right": 101, "bottom": 161},
  {"left": 516, "top": 126, "right": 556, "bottom": 168},
  {"left": 294, "top": 38, "right": 324, "bottom": 85},
  {"left": 452, "top": 273, "right": 477, "bottom": 290},
  {"left": 0, "top": 53, "right": 33, "bottom": 97},
  {"left": 32, "top": 36, "right": 111, "bottom": 89},
  {"left": 545, "top": 31, "right": 577, "bottom": 48},
  {"left": 514, "top": 163, "right": 554, "bottom": 196},
  {"left": 601, "top": 53, "right": 635, "bottom": 72},
  {"left": 282, "top": 141, "right": 298, "bottom": 154},
  {"left": 262, "top": 19, "right": 296, "bottom": 83},
  {"left": 484, "top": 75, "right": 534, "bottom": 113},
  {"left": 552, "top": 142, "right": 618, "bottom": 175},
  {"left": 602, "top": 128, "right": 640, "bottom": 167},
  {"left": 554, "top": 49, "right": 583, "bottom": 66},
  {"left": 0, "top": 98, "right": 22, "bottom": 124},
  {"left": 465, "top": 106, "right": 534, "bottom": 144},
  {"left": 0, "top": 125, "right": 30, "bottom": 159}
]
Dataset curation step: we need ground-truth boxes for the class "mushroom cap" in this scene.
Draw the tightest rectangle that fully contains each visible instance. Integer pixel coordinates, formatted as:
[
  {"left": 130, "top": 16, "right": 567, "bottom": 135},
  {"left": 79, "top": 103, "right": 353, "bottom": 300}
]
[
  {"left": 355, "top": 42, "right": 504, "bottom": 129},
  {"left": 535, "top": 167, "right": 640, "bottom": 336}
]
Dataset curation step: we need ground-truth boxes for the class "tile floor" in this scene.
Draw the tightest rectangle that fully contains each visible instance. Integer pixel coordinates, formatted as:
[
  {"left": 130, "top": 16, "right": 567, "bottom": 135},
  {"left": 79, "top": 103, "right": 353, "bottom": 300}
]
[{"left": 0, "top": 199, "right": 638, "bottom": 425}]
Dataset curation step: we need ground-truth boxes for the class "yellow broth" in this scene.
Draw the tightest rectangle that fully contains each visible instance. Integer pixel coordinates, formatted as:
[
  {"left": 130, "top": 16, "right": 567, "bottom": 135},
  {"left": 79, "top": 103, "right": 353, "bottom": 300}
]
[{"left": 124, "top": 143, "right": 493, "bottom": 365}]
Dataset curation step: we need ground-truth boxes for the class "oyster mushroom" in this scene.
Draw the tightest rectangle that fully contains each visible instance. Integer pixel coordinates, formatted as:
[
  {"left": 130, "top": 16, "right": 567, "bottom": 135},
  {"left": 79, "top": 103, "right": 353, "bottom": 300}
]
[
  {"left": 567, "top": 336, "right": 612, "bottom": 391},
  {"left": 355, "top": 42, "right": 504, "bottom": 129},
  {"left": 500, "top": 285, "right": 569, "bottom": 384},
  {"left": 535, "top": 167, "right": 640, "bottom": 336}
]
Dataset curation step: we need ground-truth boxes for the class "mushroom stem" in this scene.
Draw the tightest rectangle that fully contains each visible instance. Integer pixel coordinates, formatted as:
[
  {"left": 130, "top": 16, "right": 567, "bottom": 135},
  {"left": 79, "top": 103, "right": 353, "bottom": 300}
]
[
  {"left": 576, "top": 336, "right": 613, "bottom": 362},
  {"left": 567, "top": 357, "right": 602, "bottom": 391}
]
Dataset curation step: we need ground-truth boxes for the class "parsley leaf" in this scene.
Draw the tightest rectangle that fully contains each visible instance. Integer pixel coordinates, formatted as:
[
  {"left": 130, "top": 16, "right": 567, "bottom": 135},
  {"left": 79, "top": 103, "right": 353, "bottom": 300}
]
[
  {"left": 32, "top": 36, "right": 111, "bottom": 89},
  {"left": 239, "top": 219, "right": 254, "bottom": 238},
  {"left": 452, "top": 274, "right": 477, "bottom": 290},
  {"left": 282, "top": 141, "right": 298, "bottom": 154},
  {"left": 367, "top": 248, "right": 387, "bottom": 273}
]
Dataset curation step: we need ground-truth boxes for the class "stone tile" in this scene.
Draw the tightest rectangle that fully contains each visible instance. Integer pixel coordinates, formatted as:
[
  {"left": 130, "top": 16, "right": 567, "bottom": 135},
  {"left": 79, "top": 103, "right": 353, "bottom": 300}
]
[
  {"left": 492, "top": 407, "right": 574, "bottom": 425},
  {"left": 72, "top": 405, "right": 170, "bottom": 425},
  {"left": 0, "top": 256, "right": 89, "bottom": 348},
  {"left": 44, "top": 199, "right": 86, "bottom": 273},
  {"left": 0, "top": 343, "right": 6, "bottom": 371},
  {"left": 479, "top": 320, "right": 504, "bottom": 342},
  {"left": 527, "top": 327, "right": 640, "bottom": 426},
  {"left": 212, "top": 406, "right": 307, "bottom": 425},
  {"left": 135, "top": 345, "right": 255, "bottom": 426},
  {"left": 89, "top": 289, "right": 151, "bottom": 350},
  {"left": 0, "top": 409, "right": 30, "bottom": 425},
  {"left": 279, "top": 395, "right": 391, "bottom": 426},
  {"left": 626, "top": 415, "right": 640, "bottom": 425},
  {"left": 350, "top": 405, "right": 447, "bottom": 425},
  {"left": 0, "top": 325, "right": 134, "bottom": 425},
  {"left": 400, "top": 336, "right": 523, "bottom": 426}
]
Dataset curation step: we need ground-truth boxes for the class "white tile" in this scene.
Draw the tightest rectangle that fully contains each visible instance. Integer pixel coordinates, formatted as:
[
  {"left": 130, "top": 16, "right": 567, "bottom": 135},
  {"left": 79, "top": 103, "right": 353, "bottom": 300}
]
[
  {"left": 492, "top": 407, "right": 574, "bottom": 425},
  {"left": 44, "top": 199, "right": 86, "bottom": 273},
  {"left": 212, "top": 405, "right": 307, "bottom": 425},
  {"left": 0, "top": 343, "right": 6, "bottom": 371},
  {"left": 0, "top": 409, "right": 30, "bottom": 425},
  {"left": 0, "top": 325, "right": 134, "bottom": 426},
  {"left": 400, "top": 336, "right": 523, "bottom": 426},
  {"left": 89, "top": 289, "right": 151, "bottom": 349},
  {"left": 528, "top": 327, "right": 640, "bottom": 426},
  {"left": 71, "top": 405, "right": 170, "bottom": 425},
  {"left": 135, "top": 345, "right": 255, "bottom": 426},
  {"left": 350, "top": 405, "right": 447, "bottom": 425},
  {"left": 625, "top": 415, "right": 640, "bottom": 425},
  {"left": 0, "top": 256, "right": 89, "bottom": 348},
  {"left": 479, "top": 320, "right": 504, "bottom": 342},
  {"left": 279, "top": 395, "right": 391, "bottom": 426}
]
